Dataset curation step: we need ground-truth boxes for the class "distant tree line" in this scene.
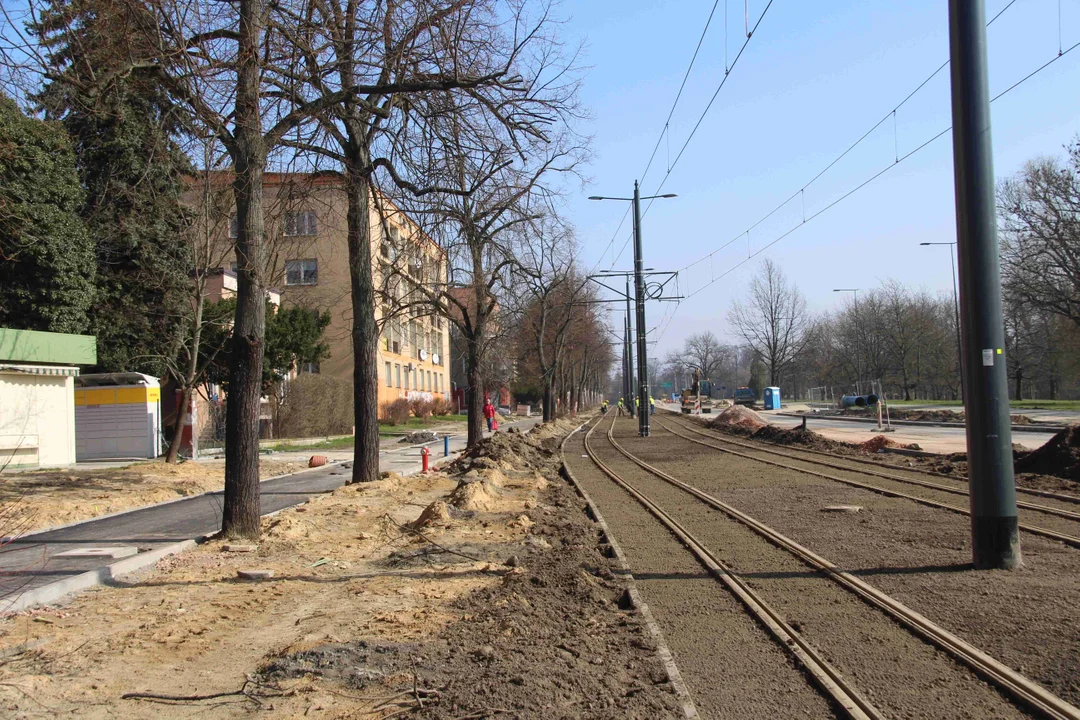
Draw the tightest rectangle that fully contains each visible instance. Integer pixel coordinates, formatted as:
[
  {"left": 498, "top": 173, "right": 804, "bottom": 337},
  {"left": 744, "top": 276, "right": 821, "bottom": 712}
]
[{"left": 660, "top": 138, "right": 1080, "bottom": 403}]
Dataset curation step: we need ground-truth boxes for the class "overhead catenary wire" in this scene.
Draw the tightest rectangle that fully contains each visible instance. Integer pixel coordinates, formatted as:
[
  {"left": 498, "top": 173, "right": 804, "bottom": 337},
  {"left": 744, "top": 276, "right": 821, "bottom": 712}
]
[
  {"left": 591, "top": 0, "right": 730, "bottom": 274},
  {"left": 653, "top": 35, "right": 1080, "bottom": 342},
  {"left": 674, "top": 0, "right": 1018, "bottom": 282},
  {"left": 606, "top": 0, "right": 775, "bottom": 270}
]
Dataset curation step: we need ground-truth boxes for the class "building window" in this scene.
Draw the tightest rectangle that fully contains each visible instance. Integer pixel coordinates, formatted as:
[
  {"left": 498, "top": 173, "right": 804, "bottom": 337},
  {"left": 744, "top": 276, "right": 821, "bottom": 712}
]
[
  {"left": 229, "top": 215, "right": 238, "bottom": 238},
  {"left": 385, "top": 362, "right": 392, "bottom": 387},
  {"left": 435, "top": 374, "right": 440, "bottom": 393},
  {"left": 285, "top": 259, "right": 318, "bottom": 286},
  {"left": 395, "top": 364, "right": 401, "bottom": 388},
  {"left": 284, "top": 211, "right": 317, "bottom": 237},
  {"left": 299, "top": 362, "right": 320, "bottom": 374},
  {"left": 404, "top": 366, "right": 410, "bottom": 391}
]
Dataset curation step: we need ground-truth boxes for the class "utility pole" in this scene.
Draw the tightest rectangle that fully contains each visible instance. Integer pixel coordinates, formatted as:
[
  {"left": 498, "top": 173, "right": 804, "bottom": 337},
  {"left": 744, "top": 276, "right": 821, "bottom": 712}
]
[
  {"left": 633, "top": 181, "right": 650, "bottom": 436},
  {"left": 625, "top": 277, "right": 635, "bottom": 418},
  {"left": 948, "top": 0, "right": 1020, "bottom": 570}
]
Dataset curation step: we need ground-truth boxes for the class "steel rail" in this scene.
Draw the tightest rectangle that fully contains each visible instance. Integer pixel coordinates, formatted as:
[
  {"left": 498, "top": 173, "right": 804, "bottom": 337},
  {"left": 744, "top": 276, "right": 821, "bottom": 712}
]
[
  {"left": 663, "top": 415, "right": 1080, "bottom": 523},
  {"left": 582, "top": 416, "right": 883, "bottom": 720},
  {"left": 654, "top": 417, "right": 1080, "bottom": 549},
  {"left": 607, "top": 417, "right": 1080, "bottom": 720}
]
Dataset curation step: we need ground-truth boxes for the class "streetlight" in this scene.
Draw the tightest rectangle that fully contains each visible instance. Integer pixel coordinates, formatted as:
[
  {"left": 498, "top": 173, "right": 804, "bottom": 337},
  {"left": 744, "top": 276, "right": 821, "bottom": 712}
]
[
  {"left": 920, "top": 241, "right": 964, "bottom": 398},
  {"left": 834, "top": 288, "right": 861, "bottom": 395},
  {"left": 590, "top": 183, "right": 677, "bottom": 437}
]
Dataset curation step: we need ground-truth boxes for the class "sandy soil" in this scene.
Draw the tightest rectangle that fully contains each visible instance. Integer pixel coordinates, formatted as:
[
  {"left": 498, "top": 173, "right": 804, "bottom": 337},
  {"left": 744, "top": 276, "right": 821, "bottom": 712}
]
[
  {"left": 0, "top": 459, "right": 310, "bottom": 537},
  {"left": 0, "top": 417, "right": 682, "bottom": 719}
]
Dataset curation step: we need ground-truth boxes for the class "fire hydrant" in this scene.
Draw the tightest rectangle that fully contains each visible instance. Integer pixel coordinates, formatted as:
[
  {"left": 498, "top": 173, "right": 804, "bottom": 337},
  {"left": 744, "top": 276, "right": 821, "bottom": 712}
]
[{"left": 420, "top": 446, "right": 430, "bottom": 473}]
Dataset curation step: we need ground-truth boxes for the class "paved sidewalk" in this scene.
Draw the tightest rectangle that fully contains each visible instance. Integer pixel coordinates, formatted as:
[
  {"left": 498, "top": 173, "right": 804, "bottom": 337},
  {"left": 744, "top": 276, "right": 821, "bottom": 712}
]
[{"left": 0, "top": 416, "right": 540, "bottom": 611}]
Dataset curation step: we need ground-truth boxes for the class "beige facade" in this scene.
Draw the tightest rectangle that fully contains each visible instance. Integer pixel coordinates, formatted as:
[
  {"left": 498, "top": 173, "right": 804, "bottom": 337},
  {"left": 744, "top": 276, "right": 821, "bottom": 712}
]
[
  {"left": 213, "top": 174, "right": 451, "bottom": 408},
  {"left": 0, "top": 369, "right": 77, "bottom": 468}
]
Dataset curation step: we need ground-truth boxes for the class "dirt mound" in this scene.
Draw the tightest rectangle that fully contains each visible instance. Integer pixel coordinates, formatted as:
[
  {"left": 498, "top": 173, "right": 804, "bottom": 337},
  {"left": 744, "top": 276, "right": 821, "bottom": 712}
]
[
  {"left": 410, "top": 500, "right": 451, "bottom": 529},
  {"left": 399, "top": 430, "right": 438, "bottom": 444},
  {"left": 752, "top": 425, "right": 843, "bottom": 451},
  {"left": 1015, "top": 424, "right": 1080, "bottom": 480},
  {"left": 448, "top": 479, "right": 498, "bottom": 512},
  {"left": 860, "top": 435, "right": 901, "bottom": 453},
  {"left": 448, "top": 429, "right": 561, "bottom": 476},
  {"left": 707, "top": 404, "right": 767, "bottom": 433}
]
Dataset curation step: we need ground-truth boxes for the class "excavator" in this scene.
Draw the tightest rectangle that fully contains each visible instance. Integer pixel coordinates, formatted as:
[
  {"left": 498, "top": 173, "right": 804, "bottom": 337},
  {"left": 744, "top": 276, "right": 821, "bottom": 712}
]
[{"left": 680, "top": 371, "right": 715, "bottom": 414}]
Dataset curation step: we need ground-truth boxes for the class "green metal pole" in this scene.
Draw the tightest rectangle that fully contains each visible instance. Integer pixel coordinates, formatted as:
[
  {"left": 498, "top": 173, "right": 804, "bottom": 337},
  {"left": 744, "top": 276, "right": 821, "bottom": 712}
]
[{"left": 947, "top": 0, "right": 1020, "bottom": 569}]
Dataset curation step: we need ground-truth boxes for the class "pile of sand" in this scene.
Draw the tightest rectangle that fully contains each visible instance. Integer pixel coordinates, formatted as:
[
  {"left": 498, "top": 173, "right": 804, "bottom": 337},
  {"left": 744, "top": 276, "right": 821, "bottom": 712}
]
[
  {"left": 860, "top": 435, "right": 900, "bottom": 453},
  {"left": 448, "top": 479, "right": 498, "bottom": 512},
  {"left": 410, "top": 500, "right": 451, "bottom": 529},
  {"left": 706, "top": 404, "right": 767, "bottom": 433}
]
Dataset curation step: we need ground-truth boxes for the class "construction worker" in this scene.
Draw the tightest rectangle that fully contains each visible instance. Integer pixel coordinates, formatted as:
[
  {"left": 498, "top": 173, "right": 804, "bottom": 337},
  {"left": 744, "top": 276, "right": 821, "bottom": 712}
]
[
  {"left": 649, "top": 396, "right": 655, "bottom": 415},
  {"left": 616, "top": 398, "right": 625, "bottom": 416},
  {"left": 601, "top": 399, "right": 609, "bottom": 414}
]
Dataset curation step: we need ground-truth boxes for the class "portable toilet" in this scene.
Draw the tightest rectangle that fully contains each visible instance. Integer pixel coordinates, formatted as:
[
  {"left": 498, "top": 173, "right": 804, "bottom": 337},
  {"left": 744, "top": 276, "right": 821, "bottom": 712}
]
[
  {"left": 763, "top": 386, "right": 782, "bottom": 411},
  {"left": 75, "top": 373, "right": 162, "bottom": 460}
]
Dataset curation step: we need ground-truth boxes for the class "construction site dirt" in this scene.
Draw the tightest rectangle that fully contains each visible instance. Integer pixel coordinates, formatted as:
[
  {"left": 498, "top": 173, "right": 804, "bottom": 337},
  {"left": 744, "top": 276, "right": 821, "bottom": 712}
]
[
  {"left": 565, "top": 415, "right": 1080, "bottom": 718},
  {"left": 0, "top": 419, "right": 682, "bottom": 719}
]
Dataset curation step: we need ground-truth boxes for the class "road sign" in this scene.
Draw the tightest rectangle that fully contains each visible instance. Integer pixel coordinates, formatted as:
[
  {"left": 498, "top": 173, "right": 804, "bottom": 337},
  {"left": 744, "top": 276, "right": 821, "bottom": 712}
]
[{"left": 661, "top": 382, "right": 672, "bottom": 389}]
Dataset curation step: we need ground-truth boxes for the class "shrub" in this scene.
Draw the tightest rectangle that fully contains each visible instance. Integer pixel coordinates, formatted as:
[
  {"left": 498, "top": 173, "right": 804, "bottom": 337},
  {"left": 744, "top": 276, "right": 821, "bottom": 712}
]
[
  {"left": 276, "top": 375, "right": 353, "bottom": 437},
  {"left": 410, "top": 397, "right": 433, "bottom": 419},
  {"left": 380, "top": 398, "right": 412, "bottom": 426},
  {"left": 429, "top": 396, "right": 449, "bottom": 416}
]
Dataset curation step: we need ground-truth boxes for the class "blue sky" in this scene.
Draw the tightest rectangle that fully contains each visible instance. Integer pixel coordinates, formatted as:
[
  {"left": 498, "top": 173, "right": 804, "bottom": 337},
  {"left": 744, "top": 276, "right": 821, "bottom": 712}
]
[{"left": 562, "top": 0, "right": 1080, "bottom": 358}]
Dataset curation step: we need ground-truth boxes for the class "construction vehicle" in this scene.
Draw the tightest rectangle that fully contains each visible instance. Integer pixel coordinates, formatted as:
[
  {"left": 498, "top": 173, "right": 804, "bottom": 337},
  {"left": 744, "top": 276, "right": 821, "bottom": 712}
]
[
  {"left": 680, "top": 372, "right": 715, "bottom": 414},
  {"left": 733, "top": 387, "right": 757, "bottom": 407}
]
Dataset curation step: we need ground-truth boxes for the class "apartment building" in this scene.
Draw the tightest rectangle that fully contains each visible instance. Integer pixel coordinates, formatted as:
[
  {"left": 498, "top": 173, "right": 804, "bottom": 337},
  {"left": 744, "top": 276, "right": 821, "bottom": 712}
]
[{"left": 232, "top": 173, "right": 451, "bottom": 407}]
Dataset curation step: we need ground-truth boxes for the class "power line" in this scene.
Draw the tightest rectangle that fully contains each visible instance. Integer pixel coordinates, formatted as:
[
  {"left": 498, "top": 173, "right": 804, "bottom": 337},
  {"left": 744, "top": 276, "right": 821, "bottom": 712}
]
[
  {"left": 674, "top": 0, "right": 1018, "bottom": 280},
  {"left": 679, "top": 38, "right": 1080, "bottom": 304},
  {"left": 640, "top": 0, "right": 725, "bottom": 185},
  {"left": 604, "top": 0, "right": 775, "bottom": 271},
  {"left": 592, "top": 0, "right": 729, "bottom": 273}
]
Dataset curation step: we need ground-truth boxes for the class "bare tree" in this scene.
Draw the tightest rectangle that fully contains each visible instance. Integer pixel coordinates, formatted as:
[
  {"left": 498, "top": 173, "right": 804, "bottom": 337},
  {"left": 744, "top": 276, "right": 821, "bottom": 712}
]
[
  {"left": 999, "top": 139, "right": 1080, "bottom": 331},
  {"left": 682, "top": 332, "right": 728, "bottom": 382},
  {"left": 276, "top": 0, "right": 582, "bottom": 477},
  {"left": 728, "top": 258, "right": 808, "bottom": 387}
]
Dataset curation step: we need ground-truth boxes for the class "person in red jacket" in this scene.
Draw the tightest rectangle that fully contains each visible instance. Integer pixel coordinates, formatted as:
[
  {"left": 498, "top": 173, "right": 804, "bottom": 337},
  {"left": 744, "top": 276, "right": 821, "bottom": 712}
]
[{"left": 483, "top": 397, "right": 497, "bottom": 432}]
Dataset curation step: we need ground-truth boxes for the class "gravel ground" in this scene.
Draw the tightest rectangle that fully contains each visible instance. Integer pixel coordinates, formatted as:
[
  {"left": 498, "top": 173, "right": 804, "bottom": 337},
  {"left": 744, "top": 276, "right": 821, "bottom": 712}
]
[
  {"left": 661, "top": 416, "right": 1080, "bottom": 541},
  {"left": 597, "top": 417, "right": 1035, "bottom": 720},
  {"left": 636, "top": 416, "right": 1080, "bottom": 708},
  {"left": 563, "top": 427, "right": 840, "bottom": 720}
]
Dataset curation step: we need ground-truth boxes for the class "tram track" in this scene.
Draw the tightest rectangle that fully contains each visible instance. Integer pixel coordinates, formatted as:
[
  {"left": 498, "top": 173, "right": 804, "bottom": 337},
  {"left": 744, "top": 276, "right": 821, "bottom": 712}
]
[
  {"left": 577, "top": 413, "right": 1080, "bottom": 720},
  {"left": 654, "top": 414, "right": 1080, "bottom": 549}
]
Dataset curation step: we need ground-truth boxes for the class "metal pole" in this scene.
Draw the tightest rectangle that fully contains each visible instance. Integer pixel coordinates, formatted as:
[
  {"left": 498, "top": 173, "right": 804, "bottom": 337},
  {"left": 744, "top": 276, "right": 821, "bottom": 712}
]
[
  {"left": 948, "top": 0, "right": 1020, "bottom": 569},
  {"left": 625, "top": 278, "right": 635, "bottom": 418},
  {"left": 853, "top": 290, "right": 861, "bottom": 396},
  {"left": 633, "top": 181, "right": 650, "bottom": 437}
]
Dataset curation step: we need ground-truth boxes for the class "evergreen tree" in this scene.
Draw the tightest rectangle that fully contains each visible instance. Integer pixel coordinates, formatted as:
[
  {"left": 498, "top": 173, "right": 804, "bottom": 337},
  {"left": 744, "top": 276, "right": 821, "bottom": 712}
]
[
  {"left": 0, "top": 93, "right": 94, "bottom": 332},
  {"left": 34, "top": 0, "right": 191, "bottom": 374}
]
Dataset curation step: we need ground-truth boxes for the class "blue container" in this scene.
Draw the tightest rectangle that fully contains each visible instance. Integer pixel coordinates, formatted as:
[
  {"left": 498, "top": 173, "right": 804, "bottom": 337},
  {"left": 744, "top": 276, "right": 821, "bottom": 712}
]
[{"left": 763, "top": 386, "right": 781, "bottom": 410}]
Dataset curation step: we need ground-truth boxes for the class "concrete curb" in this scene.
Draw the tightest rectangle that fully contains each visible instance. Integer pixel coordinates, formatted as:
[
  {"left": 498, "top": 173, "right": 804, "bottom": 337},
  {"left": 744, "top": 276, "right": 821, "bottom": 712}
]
[
  {"left": 4, "top": 460, "right": 346, "bottom": 542},
  {"left": 560, "top": 423, "right": 700, "bottom": 720},
  {"left": 777, "top": 412, "right": 1065, "bottom": 434},
  {"left": 0, "top": 538, "right": 197, "bottom": 614}
]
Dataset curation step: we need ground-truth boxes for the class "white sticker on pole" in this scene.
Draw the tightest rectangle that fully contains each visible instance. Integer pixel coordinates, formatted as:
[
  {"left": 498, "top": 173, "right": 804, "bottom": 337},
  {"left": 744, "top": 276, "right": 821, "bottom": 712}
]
[{"left": 982, "top": 349, "right": 994, "bottom": 366}]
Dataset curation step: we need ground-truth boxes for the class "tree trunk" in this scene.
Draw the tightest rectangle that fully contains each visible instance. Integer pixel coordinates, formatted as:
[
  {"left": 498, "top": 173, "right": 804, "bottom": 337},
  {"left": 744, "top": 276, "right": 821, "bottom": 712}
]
[
  {"left": 346, "top": 158, "right": 380, "bottom": 483},
  {"left": 1014, "top": 370, "right": 1023, "bottom": 401},
  {"left": 166, "top": 292, "right": 205, "bottom": 464},
  {"left": 543, "top": 381, "right": 554, "bottom": 422},
  {"left": 222, "top": 0, "right": 267, "bottom": 541},
  {"left": 466, "top": 331, "right": 484, "bottom": 446}
]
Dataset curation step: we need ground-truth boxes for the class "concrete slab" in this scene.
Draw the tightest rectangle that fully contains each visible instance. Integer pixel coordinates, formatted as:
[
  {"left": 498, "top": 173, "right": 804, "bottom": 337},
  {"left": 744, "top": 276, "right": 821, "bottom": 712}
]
[{"left": 51, "top": 546, "right": 137, "bottom": 559}]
